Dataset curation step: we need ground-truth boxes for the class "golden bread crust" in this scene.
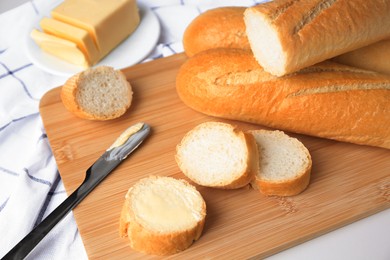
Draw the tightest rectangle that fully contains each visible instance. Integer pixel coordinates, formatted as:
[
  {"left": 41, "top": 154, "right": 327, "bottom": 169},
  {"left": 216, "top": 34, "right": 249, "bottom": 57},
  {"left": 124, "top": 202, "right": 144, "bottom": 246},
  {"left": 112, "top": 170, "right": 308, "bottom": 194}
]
[
  {"left": 183, "top": 7, "right": 250, "bottom": 57},
  {"left": 244, "top": 0, "right": 390, "bottom": 75},
  {"left": 176, "top": 48, "right": 390, "bottom": 149}
]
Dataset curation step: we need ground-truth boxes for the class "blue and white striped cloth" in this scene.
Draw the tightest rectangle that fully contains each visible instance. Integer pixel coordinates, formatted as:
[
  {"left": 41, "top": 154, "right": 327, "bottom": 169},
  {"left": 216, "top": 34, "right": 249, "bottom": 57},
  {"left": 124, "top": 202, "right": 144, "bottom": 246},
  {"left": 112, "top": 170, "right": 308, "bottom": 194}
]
[{"left": 0, "top": 0, "right": 262, "bottom": 258}]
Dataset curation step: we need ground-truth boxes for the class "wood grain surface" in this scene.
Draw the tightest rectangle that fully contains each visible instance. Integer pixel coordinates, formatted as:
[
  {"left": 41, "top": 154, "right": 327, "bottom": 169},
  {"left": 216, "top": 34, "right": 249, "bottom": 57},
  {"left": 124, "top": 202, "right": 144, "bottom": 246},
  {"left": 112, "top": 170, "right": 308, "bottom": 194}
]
[{"left": 39, "top": 53, "right": 390, "bottom": 259}]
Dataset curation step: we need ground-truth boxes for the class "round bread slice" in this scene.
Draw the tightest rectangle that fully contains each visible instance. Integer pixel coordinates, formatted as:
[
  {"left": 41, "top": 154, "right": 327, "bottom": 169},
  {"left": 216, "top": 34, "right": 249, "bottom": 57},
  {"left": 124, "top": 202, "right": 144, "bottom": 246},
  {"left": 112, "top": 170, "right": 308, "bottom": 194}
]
[
  {"left": 119, "top": 176, "right": 206, "bottom": 256},
  {"left": 249, "top": 130, "right": 312, "bottom": 196},
  {"left": 175, "top": 122, "right": 258, "bottom": 189},
  {"left": 61, "top": 66, "right": 132, "bottom": 120}
]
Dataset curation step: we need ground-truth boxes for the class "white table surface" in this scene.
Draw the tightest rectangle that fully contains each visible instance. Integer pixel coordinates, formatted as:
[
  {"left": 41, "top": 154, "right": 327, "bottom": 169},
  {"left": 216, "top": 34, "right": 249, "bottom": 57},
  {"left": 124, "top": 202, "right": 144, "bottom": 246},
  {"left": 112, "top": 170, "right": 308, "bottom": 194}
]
[{"left": 1, "top": 1, "right": 389, "bottom": 259}]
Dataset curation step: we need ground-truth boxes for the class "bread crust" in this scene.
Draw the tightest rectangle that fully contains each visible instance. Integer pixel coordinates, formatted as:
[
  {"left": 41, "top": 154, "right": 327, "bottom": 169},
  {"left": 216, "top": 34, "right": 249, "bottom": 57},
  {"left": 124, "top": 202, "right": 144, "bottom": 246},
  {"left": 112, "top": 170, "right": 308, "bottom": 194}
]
[
  {"left": 61, "top": 66, "right": 132, "bottom": 120},
  {"left": 332, "top": 39, "right": 390, "bottom": 76},
  {"left": 183, "top": 7, "right": 250, "bottom": 57},
  {"left": 254, "top": 165, "right": 311, "bottom": 196},
  {"left": 182, "top": 6, "right": 390, "bottom": 75},
  {"left": 176, "top": 48, "right": 390, "bottom": 149},
  {"left": 119, "top": 176, "right": 206, "bottom": 256},
  {"left": 244, "top": 0, "right": 390, "bottom": 76}
]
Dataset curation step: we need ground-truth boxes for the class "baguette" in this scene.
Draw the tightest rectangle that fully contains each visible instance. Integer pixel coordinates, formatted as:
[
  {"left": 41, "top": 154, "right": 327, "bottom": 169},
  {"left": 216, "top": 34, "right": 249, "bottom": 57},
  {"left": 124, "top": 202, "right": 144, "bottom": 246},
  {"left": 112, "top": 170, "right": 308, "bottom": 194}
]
[
  {"left": 332, "top": 39, "right": 390, "bottom": 76},
  {"left": 119, "top": 176, "right": 206, "bottom": 256},
  {"left": 176, "top": 48, "right": 390, "bottom": 149},
  {"left": 249, "top": 130, "right": 312, "bottom": 196},
  {"left": 183, "top": 6, "right": 390, "bottom": 75},
  {"left": 244, "top": 0, "right": 390, "bottom": 76},
  {"left": 183, "top": 7, "right": 250, "bottom": 57},
  {"left": 175, "top": 122, "right": 258, "bottom": 189},
  {"left": 61, "top": 66, "right": 132, "bottom": 120}
]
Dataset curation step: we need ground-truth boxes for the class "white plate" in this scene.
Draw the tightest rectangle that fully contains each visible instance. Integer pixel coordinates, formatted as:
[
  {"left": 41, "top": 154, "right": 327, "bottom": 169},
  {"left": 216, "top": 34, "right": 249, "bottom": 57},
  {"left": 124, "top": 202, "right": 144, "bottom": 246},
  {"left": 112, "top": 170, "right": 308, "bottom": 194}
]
[{"left": 25, "top": 2, "right": 160, "bottom": 77}]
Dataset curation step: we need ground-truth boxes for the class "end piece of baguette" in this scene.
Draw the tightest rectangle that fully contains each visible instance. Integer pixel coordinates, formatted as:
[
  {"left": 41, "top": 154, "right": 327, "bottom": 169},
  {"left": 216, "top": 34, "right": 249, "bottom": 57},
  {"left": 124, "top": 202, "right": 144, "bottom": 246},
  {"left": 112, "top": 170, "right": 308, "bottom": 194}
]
[
  {"left": 61, "top": 66, "right": 132, "bottom": 120},
  {"left": 175, "top": 121, "right": 258, "bottom": 189},
  {"left": 244, "top": 0, "right": 390, "bottom": 76},
  {"left": 250, "top": 130, "right": 312, "bottom": 196},
  {"left": 119, "top": 176, "right": 206, "bottom": 256}
]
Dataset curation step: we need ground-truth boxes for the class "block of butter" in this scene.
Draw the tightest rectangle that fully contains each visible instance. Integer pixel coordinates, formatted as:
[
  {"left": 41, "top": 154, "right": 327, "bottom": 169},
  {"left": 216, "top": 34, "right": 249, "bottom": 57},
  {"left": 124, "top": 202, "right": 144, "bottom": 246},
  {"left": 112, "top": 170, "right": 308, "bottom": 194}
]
[{"left": 31, "top": 0, "right": 140, "bottom": 67}]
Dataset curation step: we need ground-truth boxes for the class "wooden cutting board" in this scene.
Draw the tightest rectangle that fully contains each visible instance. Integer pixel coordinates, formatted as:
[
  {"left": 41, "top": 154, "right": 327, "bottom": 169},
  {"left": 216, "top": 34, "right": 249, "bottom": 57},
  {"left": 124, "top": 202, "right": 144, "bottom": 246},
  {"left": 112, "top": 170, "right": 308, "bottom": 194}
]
[{"left": 39, "top": 53, "right": 390, "bottom": 259}]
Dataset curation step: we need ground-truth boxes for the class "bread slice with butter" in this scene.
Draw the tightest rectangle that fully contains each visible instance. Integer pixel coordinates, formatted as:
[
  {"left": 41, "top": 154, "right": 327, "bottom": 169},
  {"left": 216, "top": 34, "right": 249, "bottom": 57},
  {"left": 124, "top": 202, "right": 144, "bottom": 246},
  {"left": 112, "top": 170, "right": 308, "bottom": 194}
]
[
  {"left": 61, "top": 66, "right": 132, "bottom": 120},
  {"left": 175, "top": 122, "right": 259, "bottom": 189},
  {"left": 249, "top": 130, "right": 312, "bottom": 196},
  {"left": 119, "top": 176, "right": 206, "bottom": 256}
]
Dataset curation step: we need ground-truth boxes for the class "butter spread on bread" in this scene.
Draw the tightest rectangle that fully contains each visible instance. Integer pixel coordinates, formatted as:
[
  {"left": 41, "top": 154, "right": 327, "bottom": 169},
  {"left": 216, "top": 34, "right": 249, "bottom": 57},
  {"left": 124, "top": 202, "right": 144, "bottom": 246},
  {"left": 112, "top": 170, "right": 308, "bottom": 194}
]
[{"left": 119, "top": 176, "right": 206, "bottom": 256}]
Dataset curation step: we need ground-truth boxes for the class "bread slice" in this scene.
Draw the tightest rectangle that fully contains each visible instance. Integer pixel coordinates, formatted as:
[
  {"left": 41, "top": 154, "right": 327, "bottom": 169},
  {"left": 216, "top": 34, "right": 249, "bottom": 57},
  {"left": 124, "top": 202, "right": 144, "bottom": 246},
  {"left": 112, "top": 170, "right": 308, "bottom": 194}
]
[
  {"left": 119, "top": 176, "right": 206, "bottom": 256},
  {"left": 249, "top": 130, "right": 312, "bottom": 196},
  {"left": 175, "top": 122, "right": 258, "bottom": 189},
  {"left": 61, "top": 66, "right": 132, "bottom": 120}
]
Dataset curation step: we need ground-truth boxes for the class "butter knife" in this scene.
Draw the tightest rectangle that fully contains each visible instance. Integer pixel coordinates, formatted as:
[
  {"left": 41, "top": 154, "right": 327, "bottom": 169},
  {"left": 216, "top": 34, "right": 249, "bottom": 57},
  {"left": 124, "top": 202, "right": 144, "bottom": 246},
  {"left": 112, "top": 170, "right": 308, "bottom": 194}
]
[{"left": 2, "top": 122, "right": 151, "bottom": 260}]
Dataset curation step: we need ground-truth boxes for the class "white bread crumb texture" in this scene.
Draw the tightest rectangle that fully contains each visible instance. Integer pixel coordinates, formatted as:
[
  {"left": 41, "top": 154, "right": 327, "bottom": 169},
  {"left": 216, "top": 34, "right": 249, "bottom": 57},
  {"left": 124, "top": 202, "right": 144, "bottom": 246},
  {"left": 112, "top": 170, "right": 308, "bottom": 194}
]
[
  {"left": 77, "top": 66, "right": 132, "bottom": 117},
  {"left": 176, "top": 121, "right": 312, "bottom": 193},
  {"left": 175, "top": 122, "right": 250, "bottom": 187},
  {"left": 251, "top": 130, "right": 312, "bottom": 182}
]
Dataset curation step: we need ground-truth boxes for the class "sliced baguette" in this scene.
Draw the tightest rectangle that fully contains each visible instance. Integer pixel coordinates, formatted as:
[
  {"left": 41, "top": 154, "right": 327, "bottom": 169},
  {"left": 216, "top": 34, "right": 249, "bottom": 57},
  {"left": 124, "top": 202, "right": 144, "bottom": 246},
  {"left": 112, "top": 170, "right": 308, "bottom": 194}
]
[
  {"left": 61, "top": 66, "right": 132, "bottom": 120},
  {"left": 244, "top": 0, "right": 390, "bottom": 76},
  {"left": 119, "top": 176, "right": 206, "bottom": 256},
  {"left": 249, "top": 130, "right": 312, "bottom": 196},
  {"left": 175, "top": 122, "right": 258, "bottom": 189}
]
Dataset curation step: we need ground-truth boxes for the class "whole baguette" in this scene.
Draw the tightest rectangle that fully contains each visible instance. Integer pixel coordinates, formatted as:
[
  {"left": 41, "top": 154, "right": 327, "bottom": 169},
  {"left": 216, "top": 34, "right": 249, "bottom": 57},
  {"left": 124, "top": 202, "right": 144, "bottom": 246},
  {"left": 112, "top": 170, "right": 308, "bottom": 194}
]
[
  {"left": 183, "top": 6, "right": 390, "bottom": 75},
  {"left": 176, "top": 48, "right": 390, "bottom": 149},
  {"left": 244, "top": 0, "right": 390, "bottom": 76}
]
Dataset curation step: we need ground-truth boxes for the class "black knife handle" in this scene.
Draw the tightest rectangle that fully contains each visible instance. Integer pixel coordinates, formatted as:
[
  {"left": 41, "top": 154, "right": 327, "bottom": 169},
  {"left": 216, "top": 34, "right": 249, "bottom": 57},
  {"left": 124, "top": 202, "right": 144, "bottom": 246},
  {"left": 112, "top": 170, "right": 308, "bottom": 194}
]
[
  {"left": 2, "top": 123, "right": 150, "bottom": 260},
  {"left": 2, "top": 185, "right": 83, "bottom": 260}
]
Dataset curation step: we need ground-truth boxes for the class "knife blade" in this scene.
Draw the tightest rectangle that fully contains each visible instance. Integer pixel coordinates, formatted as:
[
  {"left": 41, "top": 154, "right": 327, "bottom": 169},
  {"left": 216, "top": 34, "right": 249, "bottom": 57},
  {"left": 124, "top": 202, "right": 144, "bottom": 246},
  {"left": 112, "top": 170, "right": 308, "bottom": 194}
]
[{"left": 2, "top": 122, "right": 151, "bottom": 260}]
